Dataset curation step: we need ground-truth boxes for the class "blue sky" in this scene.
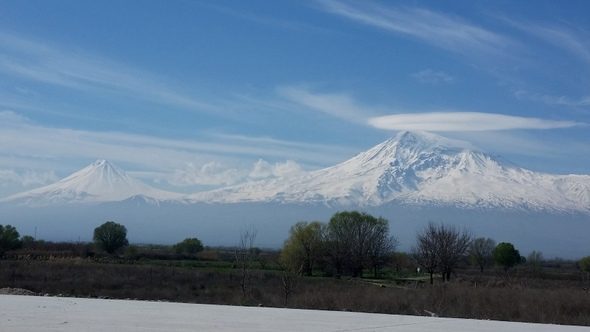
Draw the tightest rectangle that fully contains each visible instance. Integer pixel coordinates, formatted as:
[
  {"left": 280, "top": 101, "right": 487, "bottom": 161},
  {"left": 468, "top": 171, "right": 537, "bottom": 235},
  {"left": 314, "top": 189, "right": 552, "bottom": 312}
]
[{"left": 0, "top": 0, "right": 589, "bottom": 196}]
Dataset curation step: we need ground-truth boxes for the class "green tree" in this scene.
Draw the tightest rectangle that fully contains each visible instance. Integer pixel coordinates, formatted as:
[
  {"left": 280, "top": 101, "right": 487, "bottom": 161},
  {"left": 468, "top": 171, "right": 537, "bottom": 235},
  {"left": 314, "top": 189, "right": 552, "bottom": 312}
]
[
  {"left": 93, "top": 221, "right": 129, "bottom": 254},
  {"left": 20, "top": 235, "right": 36, "bottom": 249},
  {"left": 174, "top": 238, "right": 204, "bottom": 255},
  {"left": 580, "top": 256, "right": 590, "bottom": 286},
  {"left": 0, "top": 224, "right": 21, "bottom": 255},
  {"left": 280, "top": 221, "right": 324, "bottom": 276},
  {"left": 579, "top": 256, "right": 590, "bottom": 273},
  {"left": 469, "top": 237, "right": 496, "bottom": 273},
  {"left": 493, "top": 242, "right": 521, "bottom": 272}
]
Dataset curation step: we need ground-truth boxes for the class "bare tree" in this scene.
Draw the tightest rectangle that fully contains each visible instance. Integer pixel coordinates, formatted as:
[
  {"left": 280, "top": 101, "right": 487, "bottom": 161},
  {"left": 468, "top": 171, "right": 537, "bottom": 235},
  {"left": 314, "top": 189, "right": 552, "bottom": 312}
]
[
  {"left": 414, "top": 223, "right": 471, "bottom": 284},
  {"left": 277, "top": 259, "right": 301, "bottom": 306},
  {"left": 527, "top": 250, "right": 544, "bottom": 275},
  {"left": 469, "top": 237, "right": 496, "bottom": 273},
  {"left": 234, "top": 227, "right": 257, "bottom": 300},
  {"left": 326, "top": 211, "right": 394, "bottom": 277},
  {"left": 413, "top": 223, "right": 439, "bottom": 284},
  {"left": 435, "top": 224, "right": 471, "bottom": 282},
  {"left": 367, "top": 221, "right": 398, "bottom": 278}
]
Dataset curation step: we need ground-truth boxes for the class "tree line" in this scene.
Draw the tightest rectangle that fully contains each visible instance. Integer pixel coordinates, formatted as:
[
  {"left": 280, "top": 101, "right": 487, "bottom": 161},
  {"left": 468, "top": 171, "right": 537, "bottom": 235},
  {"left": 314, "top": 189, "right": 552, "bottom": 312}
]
[
  {"left": 1, "top": 212, "right": 589, "bottom": 283},
  {"left": 279, "top": 211, "right": 582, "bottom": 283},
  {"left": 0, "top": 221, "right": 203, "bottom": 257}
]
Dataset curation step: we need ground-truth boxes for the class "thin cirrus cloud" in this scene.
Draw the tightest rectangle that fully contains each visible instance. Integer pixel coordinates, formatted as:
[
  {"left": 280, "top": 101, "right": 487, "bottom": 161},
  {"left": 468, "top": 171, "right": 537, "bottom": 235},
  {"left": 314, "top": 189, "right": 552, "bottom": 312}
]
[
  {"left": 514, "top": 90, "right": 590, "bottom": 108},
  {"left": 502, "top": 19, "right": 590, "bottom": 65},
  {"left": 316, "top": 0, "right": 514, "bottom": 57},
  {"left": 0, "top": 168, "right": 58, "bottom": 188},
  {"left": 0, "top": 32, "right": 216, "bottom": 113},
  {"left": 411, "top": 69, "right": 454, "bottom": 84},
  {"left": 0, "top": 111, "right": 355, "bottom": 173},
  {"left": 277, "top": 85, "right": 376, "bottom": 123},
  {"left": 368, "top": 112, "right": 580, "bottom": 132}
]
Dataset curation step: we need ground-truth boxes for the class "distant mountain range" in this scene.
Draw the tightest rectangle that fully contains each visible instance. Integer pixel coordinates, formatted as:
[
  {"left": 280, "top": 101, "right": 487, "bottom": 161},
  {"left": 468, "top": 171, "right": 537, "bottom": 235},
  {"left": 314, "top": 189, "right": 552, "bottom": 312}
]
[{"left": 3, "top": 131, "right": 590, "bottom": 213}]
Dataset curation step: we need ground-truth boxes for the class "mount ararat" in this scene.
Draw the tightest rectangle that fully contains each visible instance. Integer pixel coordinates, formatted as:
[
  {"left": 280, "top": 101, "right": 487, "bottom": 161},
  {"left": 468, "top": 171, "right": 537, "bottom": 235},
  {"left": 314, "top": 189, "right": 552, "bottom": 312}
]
[
  {"left": 1, "top": 132, "right": 589, "bottom": 257},
  {"left": 188, "top": 131, "right": 590, "bottom": 213},
  {"left": 3, "top": 131, "right": 590, "bottom": 213}
]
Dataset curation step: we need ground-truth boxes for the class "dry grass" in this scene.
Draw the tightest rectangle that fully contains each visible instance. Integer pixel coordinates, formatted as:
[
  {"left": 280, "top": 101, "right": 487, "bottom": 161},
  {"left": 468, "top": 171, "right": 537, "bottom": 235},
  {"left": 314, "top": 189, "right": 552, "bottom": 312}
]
[{"left": 1, "top": 259, "right": 589, "bottom": 326}]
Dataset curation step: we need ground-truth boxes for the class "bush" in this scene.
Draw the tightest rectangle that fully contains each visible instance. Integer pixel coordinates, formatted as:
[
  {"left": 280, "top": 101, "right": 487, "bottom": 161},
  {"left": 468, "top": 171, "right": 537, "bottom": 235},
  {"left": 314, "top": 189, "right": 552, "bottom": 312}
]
[{"left": 174, "top": 238, "right": 204, "bottom": 255}]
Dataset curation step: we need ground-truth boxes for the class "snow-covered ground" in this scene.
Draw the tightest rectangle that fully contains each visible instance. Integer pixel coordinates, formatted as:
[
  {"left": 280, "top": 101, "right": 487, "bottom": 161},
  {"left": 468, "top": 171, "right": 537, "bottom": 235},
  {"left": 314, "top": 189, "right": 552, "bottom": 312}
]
[{"left": 0, "top": 295, "right": 588, "bottom": 331}]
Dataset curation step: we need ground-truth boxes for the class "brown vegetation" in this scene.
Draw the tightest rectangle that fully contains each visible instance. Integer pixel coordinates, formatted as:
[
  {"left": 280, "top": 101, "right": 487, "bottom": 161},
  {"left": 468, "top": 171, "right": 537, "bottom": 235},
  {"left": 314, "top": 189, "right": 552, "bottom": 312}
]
[{"left": 0, "top": 257, "right": 589, "bottom": 326}]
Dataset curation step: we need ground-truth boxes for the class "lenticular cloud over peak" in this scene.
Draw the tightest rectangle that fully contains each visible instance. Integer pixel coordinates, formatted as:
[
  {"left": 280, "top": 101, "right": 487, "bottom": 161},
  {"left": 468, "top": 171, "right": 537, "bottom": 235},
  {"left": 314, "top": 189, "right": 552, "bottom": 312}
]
[{"left": 368, "top": 112, "right": 579, "bottom": 132}]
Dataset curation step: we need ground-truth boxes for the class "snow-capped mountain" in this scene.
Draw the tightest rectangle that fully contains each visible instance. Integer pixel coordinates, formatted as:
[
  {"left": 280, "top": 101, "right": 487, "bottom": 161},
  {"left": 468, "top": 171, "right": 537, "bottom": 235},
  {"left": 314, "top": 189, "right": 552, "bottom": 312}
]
[
  {"left": 188, "top": 131, "right": 590, "bottom": 213},
  {"left": 3, "top": 132, "right": 590, "bottom": 213},
  {"left": 2, "top": 160, "right": 180, "bottom": 205}
]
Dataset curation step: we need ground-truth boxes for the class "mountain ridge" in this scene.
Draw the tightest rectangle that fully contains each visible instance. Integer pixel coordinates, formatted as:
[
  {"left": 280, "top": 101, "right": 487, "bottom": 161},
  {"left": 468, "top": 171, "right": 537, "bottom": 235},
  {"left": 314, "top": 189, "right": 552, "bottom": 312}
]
[{"left": 3, "top": 132, "right": 590, "bottom": 213}]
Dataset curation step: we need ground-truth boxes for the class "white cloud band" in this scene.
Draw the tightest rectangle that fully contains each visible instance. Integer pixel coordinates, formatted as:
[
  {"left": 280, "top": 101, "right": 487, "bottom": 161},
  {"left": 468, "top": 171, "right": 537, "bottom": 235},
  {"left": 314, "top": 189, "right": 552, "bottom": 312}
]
[{"left": 368, "top": 112, "right": 580, "bottom": 132}]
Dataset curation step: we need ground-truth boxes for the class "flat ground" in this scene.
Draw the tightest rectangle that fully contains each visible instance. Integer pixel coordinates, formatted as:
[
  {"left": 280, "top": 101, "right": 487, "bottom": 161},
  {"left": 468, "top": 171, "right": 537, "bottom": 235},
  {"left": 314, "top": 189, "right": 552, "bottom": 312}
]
[{"left": 0, "top": 295, "right": 588, "bottom": 332}]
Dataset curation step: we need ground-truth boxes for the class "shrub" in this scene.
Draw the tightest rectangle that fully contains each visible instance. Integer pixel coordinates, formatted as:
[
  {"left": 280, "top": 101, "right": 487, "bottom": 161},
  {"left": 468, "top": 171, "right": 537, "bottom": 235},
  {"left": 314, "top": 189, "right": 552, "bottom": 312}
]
[{"left": 174, "top": 238, "right": 204, "bottom": 255}]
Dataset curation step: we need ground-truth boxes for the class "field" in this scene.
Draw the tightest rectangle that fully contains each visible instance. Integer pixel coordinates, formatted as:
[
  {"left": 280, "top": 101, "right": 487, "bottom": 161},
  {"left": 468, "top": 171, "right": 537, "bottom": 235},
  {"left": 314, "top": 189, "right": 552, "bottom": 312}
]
[{"left": 1, "top": 245, "right": 589, "bottom": 326}]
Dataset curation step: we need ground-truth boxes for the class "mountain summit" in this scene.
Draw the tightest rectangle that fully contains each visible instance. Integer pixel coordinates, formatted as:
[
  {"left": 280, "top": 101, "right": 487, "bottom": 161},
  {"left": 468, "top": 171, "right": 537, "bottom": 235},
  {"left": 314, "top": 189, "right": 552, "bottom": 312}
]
[
  {"left": 189, "top": 131, "right": 590, "bottom": 212},
  {"left": 2, "top": 160, "right": 180, "bottom": 205}
]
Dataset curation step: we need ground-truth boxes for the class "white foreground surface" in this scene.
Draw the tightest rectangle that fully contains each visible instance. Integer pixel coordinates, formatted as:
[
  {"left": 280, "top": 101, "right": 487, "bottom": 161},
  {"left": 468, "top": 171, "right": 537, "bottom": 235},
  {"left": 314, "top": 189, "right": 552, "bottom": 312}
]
[{"left": 0, "top": 295, "right": 588, "bottom": 332}]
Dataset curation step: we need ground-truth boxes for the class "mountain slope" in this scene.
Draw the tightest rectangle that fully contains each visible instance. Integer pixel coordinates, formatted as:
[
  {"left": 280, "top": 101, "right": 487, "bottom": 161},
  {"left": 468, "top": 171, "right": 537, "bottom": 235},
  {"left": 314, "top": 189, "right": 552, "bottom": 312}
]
[
  {"left": 188, "top": 132, "right": 590, "bottom": 212},
  {"left": 2, "top": 160, "right": 181, "bottom": 205}
]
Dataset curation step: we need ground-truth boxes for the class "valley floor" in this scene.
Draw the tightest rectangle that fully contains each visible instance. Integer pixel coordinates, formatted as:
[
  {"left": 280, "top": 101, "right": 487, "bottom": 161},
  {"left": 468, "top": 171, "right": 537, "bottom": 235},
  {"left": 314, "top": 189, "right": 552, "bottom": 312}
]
[{"left": 1, "top": 294, "right": 589, "bottom": 332}]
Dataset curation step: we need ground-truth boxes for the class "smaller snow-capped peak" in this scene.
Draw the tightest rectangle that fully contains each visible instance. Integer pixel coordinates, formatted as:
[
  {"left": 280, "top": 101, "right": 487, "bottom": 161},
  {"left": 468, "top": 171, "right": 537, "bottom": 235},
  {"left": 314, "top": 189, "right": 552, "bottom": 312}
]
[{"left": 2, "top": 160, "right": 181, "bottom": 205}]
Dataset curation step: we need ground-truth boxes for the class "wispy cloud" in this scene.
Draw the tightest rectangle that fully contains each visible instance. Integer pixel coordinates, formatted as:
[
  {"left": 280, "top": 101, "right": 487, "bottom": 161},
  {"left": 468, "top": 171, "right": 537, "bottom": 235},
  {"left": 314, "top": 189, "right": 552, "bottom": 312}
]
[
  {"left": 0, "top": 32, "right": 216, "bottom": 113},
  {"left": 503, "top": 20, "right": 590, "bottom": 65},
  {"left": 317, "top": 0, "right": 514, "bottom": 57},
  {"left": 368, "top": 112, "right": 580, "bottom": 132},
  {"left": 198, "top": 3, "right": 333, "bottom": 34},
  {"left": 167, "top": 159, "right": 305, "bottom": 187},
  {"left": 277, "top": 86, "right": 376, "bottom": 123},
  {"left": 248, "top": 159, "right": 304, "bottom": 179},
  {"left": 0, "top": 168, "right": 58, "bottom": 187},
  {"left": 0, "top": 111, "right": 354, "bottom": 173},
  {"left": 168, "top": 162, "right": 246, "bottom": 187},
  {"left": 411, "top": 69, "right": 454, "bottom": 84},
  {"left": 514, "top": 90, "right": 590, "bottom": 108}
]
